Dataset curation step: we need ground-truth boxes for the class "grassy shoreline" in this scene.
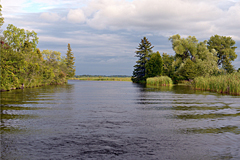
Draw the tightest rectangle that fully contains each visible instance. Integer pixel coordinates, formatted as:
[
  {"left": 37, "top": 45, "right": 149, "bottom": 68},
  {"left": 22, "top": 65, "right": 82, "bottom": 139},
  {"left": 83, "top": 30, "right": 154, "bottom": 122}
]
[
  {"left": 191, "top": 73, "right": 240, "bottom": 95},
  {"left": 70, "top": 77, "right": 131, "bottom": 81},
  {"left": 0, "top": 81, "right": 67, "bottom": 92},
  {"left": 146, "top": 76, "right": 173, "bottom": 86}
]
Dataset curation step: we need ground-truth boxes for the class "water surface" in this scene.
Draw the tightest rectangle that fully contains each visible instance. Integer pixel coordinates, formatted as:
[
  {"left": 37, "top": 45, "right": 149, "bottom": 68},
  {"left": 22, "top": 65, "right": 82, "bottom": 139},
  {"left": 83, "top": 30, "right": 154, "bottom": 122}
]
[{"left": 1, "top": 81, "right": 240, "bottom": 159}]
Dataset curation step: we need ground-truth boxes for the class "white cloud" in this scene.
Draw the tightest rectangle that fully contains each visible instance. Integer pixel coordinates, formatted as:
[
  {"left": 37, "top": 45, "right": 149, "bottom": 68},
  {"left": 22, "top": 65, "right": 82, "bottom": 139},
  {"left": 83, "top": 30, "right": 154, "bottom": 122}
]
[
  {"left": 81, "top": 0, "right": 240, "bottom": 39},
  {"left": 85, "top": 0, "right": 223, "bottom": 31},
  {"left": 2, "top": 0, "right": 240, "bottom": 73},
  {"left": 67, "top": 9, "right": 86, "bottom": 23},
  {"left": 40, "top": 12, "right": 61, "bottom": 22}
]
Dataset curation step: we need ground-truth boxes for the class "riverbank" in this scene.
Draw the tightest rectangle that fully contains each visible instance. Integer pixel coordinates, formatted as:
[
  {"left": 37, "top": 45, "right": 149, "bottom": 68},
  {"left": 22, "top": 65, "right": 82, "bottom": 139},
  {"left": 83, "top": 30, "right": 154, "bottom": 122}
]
[
  {"left": 146, "top": 76, "right": 173, "bottom": 87},
  {"left": 0, "top": 81, "right": 67, "bottom": 92},
  {"left": 191, "top": 73, "right": 240, "bottom": 95},
  {"left": 70, "top": 77, "right": 131, "bottom": 81}
]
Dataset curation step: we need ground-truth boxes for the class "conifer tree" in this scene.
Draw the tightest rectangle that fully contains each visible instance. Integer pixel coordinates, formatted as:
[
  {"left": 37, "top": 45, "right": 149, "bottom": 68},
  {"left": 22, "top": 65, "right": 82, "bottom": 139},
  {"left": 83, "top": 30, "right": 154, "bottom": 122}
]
[
  {"left": 132, "top": 37, "right": 154, "bottom": 83},
  {"left": 66, "top": 43, "right": 75, "bottom": 78}
]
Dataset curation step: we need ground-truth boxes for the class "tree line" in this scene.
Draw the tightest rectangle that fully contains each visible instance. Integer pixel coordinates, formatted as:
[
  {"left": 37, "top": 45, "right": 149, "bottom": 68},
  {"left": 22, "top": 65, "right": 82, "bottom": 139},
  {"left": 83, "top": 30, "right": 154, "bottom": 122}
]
[
  {"left": 132, "top": 35, "right": 238, "bottom": 83},
  {"left": 0, "top": 5, "right": 75, "bottom": 91}
]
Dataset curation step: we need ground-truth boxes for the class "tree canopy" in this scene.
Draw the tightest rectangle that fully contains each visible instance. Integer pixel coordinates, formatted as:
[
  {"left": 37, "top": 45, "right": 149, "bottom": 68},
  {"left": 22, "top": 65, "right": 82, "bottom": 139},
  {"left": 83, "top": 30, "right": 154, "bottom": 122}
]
[
  {"left": 3, "top": 24, "right": 39, "bottom": 52},
  {"left": 145, "top": 51, "right": 163, "bottom": 78},
  {"left": 1, "top": 24, "right": 75, "bottom": 91},
  {"left": 169, "top": 34, "right": 198, "bottom": 62},
  {"left": 207, "top": 35, "right": 237, "bottom": 72},
  {"left": 133, "top": 34, "right": 238, "bottom": 84}
]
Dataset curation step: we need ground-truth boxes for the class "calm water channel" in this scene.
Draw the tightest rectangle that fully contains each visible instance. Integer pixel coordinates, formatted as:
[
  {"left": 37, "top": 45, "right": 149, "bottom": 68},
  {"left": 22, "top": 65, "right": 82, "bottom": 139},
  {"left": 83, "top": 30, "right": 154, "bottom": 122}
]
[{"left": 1, "top": 80, "right": 240, "bottom": 160}]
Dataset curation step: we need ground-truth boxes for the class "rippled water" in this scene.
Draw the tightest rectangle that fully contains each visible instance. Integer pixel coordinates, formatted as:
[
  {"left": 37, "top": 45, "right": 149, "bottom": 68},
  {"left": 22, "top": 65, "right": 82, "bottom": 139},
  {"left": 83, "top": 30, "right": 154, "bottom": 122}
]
[{"left": 1, "top": 81, "right": 240, "bottom": 159}]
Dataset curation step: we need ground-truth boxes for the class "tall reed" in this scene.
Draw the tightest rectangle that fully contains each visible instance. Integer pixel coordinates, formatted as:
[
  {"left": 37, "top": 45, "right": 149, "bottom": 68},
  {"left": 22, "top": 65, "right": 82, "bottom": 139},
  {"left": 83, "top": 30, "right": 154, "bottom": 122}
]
[
  {"left": 192, "top": 72, "right": 240, "bottom": 95},
  {"left": 146, "top": 76, "right": 173, "bottom": 86}
]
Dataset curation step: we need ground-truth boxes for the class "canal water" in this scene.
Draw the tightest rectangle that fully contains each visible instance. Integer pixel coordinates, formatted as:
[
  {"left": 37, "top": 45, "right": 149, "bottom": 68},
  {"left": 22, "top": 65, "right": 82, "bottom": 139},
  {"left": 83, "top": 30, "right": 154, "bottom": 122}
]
[{"left": 1, "top": 80, "right": 240, "bottom": 160}]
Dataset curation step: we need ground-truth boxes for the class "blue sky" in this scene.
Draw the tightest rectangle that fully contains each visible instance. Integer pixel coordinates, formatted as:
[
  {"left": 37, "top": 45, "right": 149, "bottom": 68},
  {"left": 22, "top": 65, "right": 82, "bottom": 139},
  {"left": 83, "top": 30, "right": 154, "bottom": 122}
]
[{"left": 1, "top": 0, "right": 240, "bottom": 75}]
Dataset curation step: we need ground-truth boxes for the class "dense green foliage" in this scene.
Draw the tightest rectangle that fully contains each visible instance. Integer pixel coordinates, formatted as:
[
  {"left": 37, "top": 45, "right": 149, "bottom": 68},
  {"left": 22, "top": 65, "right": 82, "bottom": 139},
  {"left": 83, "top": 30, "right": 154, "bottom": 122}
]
[
  {"left": 169, "top": 34, "right": 220, "bottom": 82},
  {"left": 192, "top": 73, "right": 240, "bottom": 95},
  {"left": 0, "top": 24, "right": 75, "bottom": 91},
  {"left": 132, "top": 34, "right": 238, "bottom": 86},
  {"left": 146, "top": 76, "right": 173, "bottom": 86},
  {"left": 3, "top": 24, "right": 39, "bottom": 52},
  {"left": 162, "top": 53, "right": 174, "bottom": 78},
  {"left": 207, "top": 35, "right": 237, "bottom": 72},
  {"left": 145, "top": 51, "right": 163, "bottom": 78}
]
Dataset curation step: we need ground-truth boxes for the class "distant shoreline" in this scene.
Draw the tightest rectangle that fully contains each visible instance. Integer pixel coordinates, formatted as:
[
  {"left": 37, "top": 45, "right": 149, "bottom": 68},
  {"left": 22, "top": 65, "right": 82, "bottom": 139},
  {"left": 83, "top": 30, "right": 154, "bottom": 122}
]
[{"left": 69, "top": 76, "right": 131, "bottom": 81}]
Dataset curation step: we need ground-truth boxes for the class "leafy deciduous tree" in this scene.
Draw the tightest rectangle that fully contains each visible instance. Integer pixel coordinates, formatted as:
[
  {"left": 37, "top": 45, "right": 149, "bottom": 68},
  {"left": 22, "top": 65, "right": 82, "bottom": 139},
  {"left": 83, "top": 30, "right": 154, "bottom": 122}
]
[
  {"left": 169, "top": 34, "right": 198, "bottom": 62},
  {"left": 207, "top": 35, "right": 237, "bottom": 68},
  {"left": 3, "top": 24, "right": 39, "bottom": 52},
  {"left": 162, "top": 53, "right": 174, "bottom": 78},
  {"left": 145, "top": 51, "right": 163, "bottom": 78},
  {"left": 177, "top": 59, "right": 198, "bottom": 80}
]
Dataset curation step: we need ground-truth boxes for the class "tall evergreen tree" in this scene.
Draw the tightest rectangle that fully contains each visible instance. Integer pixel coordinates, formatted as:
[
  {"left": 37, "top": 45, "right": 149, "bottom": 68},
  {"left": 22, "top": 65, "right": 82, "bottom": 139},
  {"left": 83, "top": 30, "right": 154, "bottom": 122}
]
[
  {"left": 132, "top": 37, "right": 154, "bottom": 83},
  {"left": 66, "top": 43, "right": 75, "bottom": 78}
]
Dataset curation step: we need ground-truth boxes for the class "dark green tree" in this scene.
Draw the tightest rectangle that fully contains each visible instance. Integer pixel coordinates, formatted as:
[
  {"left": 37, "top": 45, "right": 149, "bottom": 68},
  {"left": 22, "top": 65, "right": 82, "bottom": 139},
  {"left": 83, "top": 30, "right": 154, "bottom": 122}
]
[
  {"left": 207, "top": 35, "right": 237, "bottom": 69},
  {"left": 66, "top": 43, "right": 75, "bottom": 78},
  {"left": 162, "top": 53, "right": 174, "bottom": 78},
  {"left": 132, "top": 37, "right": 154, "bottom": 83},
  {"left": 36, "top": 48, "right": 43, "bottom": 61},
  {"left": 178, "top": 59, "right": 198, "bottom": 80},
  {"left": 222, "top": 59, "right": 235, "bottom": 74},
  {"left": 237, "top": 68, "right": 240, "bottom": 73},
  {"left": 145, "top": 51, "right": 163, "bottom": 78}
]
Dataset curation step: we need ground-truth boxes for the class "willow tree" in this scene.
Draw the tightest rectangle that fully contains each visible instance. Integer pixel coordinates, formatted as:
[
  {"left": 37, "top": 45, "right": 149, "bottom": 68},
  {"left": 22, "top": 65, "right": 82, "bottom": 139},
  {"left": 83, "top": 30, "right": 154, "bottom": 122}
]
[
  {"left": 207, "top": 35, "right": 237, "bottom": 73},
  {"left": 132, "top": 37, "right": 154, "bottom": 83},
  {"left": 66, "top": 43, "right": 75, "bottom": 78},
  {"left": 169, "top": 34, "right": 219, "bottom": 80}
]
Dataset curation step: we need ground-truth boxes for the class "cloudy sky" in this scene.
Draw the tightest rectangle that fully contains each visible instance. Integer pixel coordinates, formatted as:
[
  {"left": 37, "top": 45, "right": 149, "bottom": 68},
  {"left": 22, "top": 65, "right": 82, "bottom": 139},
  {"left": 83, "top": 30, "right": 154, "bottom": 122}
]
[{"left": 1, "top": 0, "right": 240, "bottom": 75}]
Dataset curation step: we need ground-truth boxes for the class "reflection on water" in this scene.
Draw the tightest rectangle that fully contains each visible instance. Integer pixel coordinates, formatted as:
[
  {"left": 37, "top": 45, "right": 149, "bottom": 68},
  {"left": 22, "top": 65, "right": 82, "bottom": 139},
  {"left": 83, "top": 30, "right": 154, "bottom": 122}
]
[
  {"left": 1, "top": 81, "right": 240, "bottom": 159},
  {"left": 183, "top": 125, "right": 240, "bottom": 134}
]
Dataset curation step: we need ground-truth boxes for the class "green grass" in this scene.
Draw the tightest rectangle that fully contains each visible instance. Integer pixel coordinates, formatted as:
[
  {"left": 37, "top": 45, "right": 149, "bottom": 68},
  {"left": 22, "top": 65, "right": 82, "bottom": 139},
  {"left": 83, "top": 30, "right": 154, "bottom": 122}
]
[
  {"left": 146, "top": 76, "right": 173, "bottom": 86},
  {"left": 191, "top": 72, "right": 240, "bottom": 95},
  {"left": 70, "top": 76, "right": 131, "bottom": 81}
]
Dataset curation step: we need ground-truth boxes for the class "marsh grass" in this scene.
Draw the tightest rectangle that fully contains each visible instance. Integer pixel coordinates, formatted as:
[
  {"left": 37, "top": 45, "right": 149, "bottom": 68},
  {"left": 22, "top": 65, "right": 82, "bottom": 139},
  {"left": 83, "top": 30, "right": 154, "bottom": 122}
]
[
  {"left": 192, "top": 73, "right": 240, "bottom": 95},
  {"left": 70, "top": 77, "right": 131, "bottom": 81},
  {"left": 146, "top": 76, "right": 173, "bottom": 86}
]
